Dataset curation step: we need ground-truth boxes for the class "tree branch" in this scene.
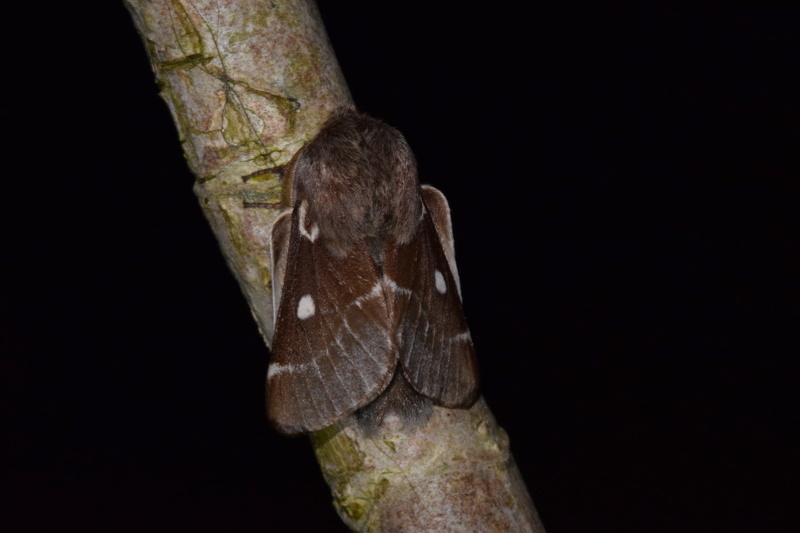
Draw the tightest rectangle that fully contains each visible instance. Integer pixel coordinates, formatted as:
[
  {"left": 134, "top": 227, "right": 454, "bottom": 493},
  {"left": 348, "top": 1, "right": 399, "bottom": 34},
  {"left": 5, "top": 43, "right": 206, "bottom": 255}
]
[{"left": 124, "top": 1, "right": 545, "bottom": 530}]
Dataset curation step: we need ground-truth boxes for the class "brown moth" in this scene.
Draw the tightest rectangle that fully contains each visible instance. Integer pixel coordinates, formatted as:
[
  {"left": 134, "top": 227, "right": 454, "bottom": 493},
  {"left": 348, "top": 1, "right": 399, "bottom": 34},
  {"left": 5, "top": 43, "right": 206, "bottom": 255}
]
[{"left": 267, "top": 107, "right": 479, "bottom": 435}]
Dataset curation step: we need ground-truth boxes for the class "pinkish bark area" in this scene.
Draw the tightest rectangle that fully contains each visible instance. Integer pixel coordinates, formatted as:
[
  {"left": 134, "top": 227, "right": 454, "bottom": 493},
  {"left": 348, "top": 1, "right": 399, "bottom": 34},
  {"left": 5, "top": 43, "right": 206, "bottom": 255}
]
[
  {"left": 124, "top": 1, "right": 545, "bottom": 530},
  {"left": 313, "top": 399, "right": 544, "bottom": 531}
]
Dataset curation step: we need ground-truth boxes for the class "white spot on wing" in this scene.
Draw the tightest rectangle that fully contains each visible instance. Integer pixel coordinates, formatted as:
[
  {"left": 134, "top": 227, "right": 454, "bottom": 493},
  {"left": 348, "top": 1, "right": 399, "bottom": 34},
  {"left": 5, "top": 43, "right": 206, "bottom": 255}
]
[
  {"left": 298, "top": 201, "right": 319, "bottom": 242},
  {"left": 435, "top": 270, "right": 447, "bottom": 294},
  {"left": 453, "top": 331, "right": 472, "bottom": 343},
  {"left": 267, "top": 362, "right": 295, "bottom": 380},
  {"left": 297, "top": 294, "right": 315, "bottom": 319}
]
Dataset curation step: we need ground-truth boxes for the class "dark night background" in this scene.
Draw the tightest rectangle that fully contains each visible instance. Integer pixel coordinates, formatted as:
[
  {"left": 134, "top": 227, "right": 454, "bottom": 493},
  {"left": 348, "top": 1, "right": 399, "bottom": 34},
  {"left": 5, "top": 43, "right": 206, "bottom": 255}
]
[{"left": 2, "top": 2, "right": 797, "bottom": 532}]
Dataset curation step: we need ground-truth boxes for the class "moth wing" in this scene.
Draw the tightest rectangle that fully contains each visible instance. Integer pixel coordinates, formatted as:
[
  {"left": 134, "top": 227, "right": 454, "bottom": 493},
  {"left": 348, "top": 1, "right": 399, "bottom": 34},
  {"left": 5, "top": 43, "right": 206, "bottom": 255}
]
[
  {"left": 384, "top": 192, "right": 479, "bottom": 408},
  {"left": 267, "top": 208, "right": 397, "bottom": 435},
  {"left": 421, "top": 185, "right": 462, "bottom": 299},
  {"left": 269, "top": 209, "right": 293, "bottom": 330}
]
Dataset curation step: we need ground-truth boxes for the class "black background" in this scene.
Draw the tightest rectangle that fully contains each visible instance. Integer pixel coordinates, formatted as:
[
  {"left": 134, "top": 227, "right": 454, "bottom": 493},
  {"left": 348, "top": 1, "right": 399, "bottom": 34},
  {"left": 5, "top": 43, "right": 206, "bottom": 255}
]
[{"left": 3, "top": 2, "right": 797, "bottom": 532}]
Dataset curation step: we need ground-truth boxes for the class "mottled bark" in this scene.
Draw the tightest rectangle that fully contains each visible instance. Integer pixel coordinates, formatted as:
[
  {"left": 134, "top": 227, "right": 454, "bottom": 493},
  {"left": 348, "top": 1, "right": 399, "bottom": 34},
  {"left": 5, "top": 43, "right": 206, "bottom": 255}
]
[
  {"left": 124, "top": 1, "right": 545, "bottom": 531},
  {"left": 125, "top": 0, "right": 350, "bottom": 345}
]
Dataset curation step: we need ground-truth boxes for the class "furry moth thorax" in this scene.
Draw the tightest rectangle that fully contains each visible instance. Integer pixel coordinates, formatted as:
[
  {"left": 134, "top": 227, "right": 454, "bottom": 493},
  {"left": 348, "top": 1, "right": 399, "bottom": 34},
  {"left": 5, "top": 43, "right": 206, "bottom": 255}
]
[{"left": 290, "top": 108, "right": 423, "bottom": 258}]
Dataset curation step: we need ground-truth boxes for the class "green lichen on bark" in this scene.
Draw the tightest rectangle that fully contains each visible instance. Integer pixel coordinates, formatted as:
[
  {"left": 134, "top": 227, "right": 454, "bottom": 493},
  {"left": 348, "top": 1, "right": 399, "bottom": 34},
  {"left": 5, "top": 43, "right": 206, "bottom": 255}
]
[{"left": 308, "top": 400, "right": 544, "bottom": 531}]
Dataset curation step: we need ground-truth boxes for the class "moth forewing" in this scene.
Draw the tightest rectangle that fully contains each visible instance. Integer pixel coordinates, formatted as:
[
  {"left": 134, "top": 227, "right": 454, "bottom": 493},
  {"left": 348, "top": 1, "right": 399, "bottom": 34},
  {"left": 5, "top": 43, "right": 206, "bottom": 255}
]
[
  {"left": 421, "top": 185, "right": 463, "bottom": 300},
  {"left": 267, "top": 195, "right": 397, "bottom": 435},
  {"left": 268, "top": 209, "right": 292, "bottom": 329},
  {"left": 384, "top": 198, "right": 479, "bottom": 408}
]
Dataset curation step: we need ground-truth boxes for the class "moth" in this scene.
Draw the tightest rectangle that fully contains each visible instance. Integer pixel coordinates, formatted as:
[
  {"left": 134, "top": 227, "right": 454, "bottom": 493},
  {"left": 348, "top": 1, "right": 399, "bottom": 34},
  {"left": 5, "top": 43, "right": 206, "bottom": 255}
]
[{"left": 267, "top": 107, "right": 479, "bottom": 435}]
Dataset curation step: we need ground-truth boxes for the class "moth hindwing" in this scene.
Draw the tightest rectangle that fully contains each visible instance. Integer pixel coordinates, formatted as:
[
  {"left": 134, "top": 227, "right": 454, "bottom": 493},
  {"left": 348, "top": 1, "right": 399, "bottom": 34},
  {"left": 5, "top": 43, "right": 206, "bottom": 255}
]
[{"left": 267, "top": 108, "right": 478, "bottom": 435}]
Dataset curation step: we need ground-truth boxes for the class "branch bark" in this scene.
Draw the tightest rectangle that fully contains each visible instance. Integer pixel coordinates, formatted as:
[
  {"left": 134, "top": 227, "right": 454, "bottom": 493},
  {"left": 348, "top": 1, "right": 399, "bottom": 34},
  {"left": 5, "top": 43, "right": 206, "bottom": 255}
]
[{"left": 124, "top": 1, "right": 545, "bottom": 531}]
